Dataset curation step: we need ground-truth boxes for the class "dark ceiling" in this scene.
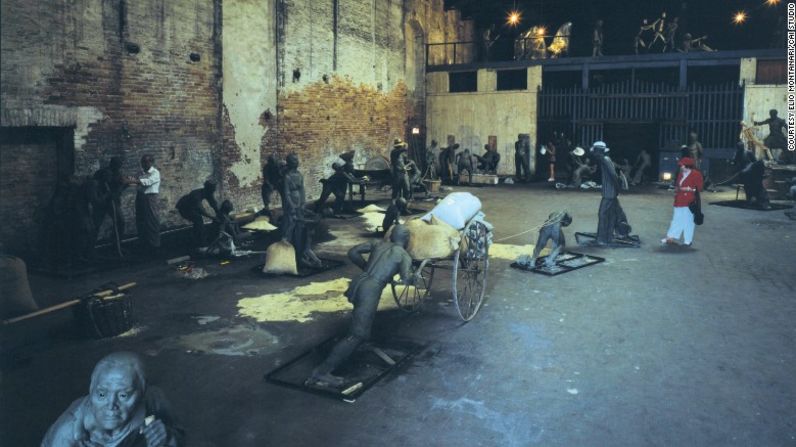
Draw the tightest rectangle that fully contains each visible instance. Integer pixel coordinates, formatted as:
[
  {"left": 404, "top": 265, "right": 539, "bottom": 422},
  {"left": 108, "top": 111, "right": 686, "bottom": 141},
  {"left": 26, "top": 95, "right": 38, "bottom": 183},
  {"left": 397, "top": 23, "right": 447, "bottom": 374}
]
[{"left": 443, "top": 0, "right": 786, "bottom": 56}]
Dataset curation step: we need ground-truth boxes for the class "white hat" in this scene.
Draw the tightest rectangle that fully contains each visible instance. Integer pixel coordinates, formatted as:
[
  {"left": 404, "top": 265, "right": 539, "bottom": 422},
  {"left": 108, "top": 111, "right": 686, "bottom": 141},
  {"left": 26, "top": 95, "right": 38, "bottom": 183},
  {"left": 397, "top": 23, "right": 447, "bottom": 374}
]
[
  {"left": 591, "top": 141, "right": 609, "bottom": 152},
  {"left": 572, "top": 147, "right": 585, "bottom": 157}
]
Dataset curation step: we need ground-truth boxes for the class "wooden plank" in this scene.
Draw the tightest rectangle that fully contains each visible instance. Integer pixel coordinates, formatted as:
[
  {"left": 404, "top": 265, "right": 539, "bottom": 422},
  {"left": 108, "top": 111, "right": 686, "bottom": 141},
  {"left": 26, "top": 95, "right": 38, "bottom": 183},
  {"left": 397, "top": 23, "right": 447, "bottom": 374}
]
[{"left": 2, "top": 282, "right": 137, "bottom": 325}]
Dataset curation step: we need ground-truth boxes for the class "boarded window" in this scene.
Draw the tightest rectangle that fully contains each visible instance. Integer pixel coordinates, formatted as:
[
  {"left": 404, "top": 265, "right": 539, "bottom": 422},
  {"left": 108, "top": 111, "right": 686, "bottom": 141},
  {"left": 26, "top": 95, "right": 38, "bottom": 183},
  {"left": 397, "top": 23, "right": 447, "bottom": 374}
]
[
  {"left": 755, "top": 59, "right": 786, "bottom": 85},
  {"left": 497, "top": 69, "right": 528, "bottom": 91},
  {"left": 449, "top": 71, "right": 477, "bottom": 93}
]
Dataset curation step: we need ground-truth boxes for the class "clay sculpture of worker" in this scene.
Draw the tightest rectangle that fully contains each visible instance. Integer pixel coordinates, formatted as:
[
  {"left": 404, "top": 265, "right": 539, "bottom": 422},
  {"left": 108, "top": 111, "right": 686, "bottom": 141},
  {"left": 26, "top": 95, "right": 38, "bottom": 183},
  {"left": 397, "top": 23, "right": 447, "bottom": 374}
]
[
  {"left": 316, "top": 157, "right": 360, "bottom": 216},
  {"left": 390, "top": 139, "right": 411, "bottom": 200},
  {"left": 514, "top": 135, "right": 531, "bottom": 182},
  {"left": 477, "top": 144, "right": 500, "bottom": 174},
  {"left": 590, "top": 141, "right": 632, "bottom": 244},
  {"left": 175, "top": 181, "right": 220, "bottom": 249},
  {"left": 260, "top": 153, "right": 284, "bottom": 217},
  {"left": 41, "top": 351, "right": 184, "bottom": 447},
  {"left": 282, "top": 153, "right": 322, "bottom": 267},
  {"left": 306, "top": 225, "right": 415, "bottom": 388},
  {"left": 530, "top": 211, "right": 572, "bottom": 268},
  {"left": 754, "top": 109, "right": 788, "bottom": 155},
  {"left": 382, "top": 198, "right": 408, "bottom": 234},
  {"left": 455, "top": 148, "right": 476, "bottom": 184}
]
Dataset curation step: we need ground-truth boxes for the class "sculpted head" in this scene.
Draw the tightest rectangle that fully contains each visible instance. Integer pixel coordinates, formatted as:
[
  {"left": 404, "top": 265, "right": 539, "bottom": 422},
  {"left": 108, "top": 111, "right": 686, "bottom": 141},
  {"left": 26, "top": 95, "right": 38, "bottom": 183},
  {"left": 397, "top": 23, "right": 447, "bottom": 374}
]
[
  {"left": 286, "top": 153, "right": 300, "bottom": 170},
  {"left": 390, "top": 224, "right": 410, "bottom": 249},
  {"left": 87, "top": 352, "right": 146, "bottom": 432}
]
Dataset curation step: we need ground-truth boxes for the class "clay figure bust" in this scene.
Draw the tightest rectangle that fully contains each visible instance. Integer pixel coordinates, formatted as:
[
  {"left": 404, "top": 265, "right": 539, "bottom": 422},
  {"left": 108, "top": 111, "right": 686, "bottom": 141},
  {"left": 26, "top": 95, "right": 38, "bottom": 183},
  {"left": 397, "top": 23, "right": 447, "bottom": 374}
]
[{"left": 42, "top": 352, "right": 183, "bottom": 447}]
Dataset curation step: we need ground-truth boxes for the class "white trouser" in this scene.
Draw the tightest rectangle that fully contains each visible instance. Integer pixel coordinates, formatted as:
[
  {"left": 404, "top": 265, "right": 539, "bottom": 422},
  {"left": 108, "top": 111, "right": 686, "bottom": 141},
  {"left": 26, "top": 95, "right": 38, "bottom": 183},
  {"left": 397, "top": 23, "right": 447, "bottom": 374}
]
[{"left": 666, "top": 206, "right": 695, "bottom": 244}]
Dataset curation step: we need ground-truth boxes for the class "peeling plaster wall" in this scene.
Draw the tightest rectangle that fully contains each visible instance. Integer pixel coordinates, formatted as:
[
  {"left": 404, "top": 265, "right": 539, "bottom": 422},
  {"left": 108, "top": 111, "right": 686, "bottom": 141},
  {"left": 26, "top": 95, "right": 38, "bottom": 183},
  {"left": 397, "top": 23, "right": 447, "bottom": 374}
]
[
  {"left": 1, "top": 0, "right": 474, "bottom": 253},
  {"left": 222, "top": 0, "right": 278, "bottom": 196},
  {"left": 270, "top": 0, "right": 473, "bottom": 200}
]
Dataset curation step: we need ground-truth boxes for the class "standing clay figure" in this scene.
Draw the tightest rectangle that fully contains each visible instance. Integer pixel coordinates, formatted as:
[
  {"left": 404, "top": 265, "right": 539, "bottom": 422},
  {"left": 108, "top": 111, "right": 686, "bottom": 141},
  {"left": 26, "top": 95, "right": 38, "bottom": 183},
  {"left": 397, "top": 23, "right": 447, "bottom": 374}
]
[
  {"left": 592, "top": 20, "right": 604, "bottom": 57},
  {"left": 754, "top": 109, "right": 788, "bottom": 153},
  {"left": 425, "top": 140, "right": 439, "bottom": 180},
  {"left": 514, "top": 135, "right": 531, "bottom": 182},
  {"left": 306, "top": 225, "right": 415, "bottom": 388},
  {"left": 282, "top": 153, "right": 322, "bottom": 267},
  {"left": 261, "top": 153, "right": 284, "bottom": 217},
  {"left": 590, "top": 141, "right": 633, "bottom": 244},
  {"left": 390, "top": 139, "right": 411, "bottom": 200},
  {"left": 663, "top": 17, "right": 679, "bottom": 52}
]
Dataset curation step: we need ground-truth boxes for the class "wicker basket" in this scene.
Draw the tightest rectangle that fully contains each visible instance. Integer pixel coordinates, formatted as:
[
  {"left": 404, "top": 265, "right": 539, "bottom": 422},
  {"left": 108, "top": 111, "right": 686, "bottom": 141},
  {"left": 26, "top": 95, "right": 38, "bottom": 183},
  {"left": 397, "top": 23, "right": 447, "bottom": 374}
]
[
  {"left": 75, "top": 294, "right": 134, "bottom": 338},
  {"left": 423, "top": 179, "right": 441, "bottom": 192}
]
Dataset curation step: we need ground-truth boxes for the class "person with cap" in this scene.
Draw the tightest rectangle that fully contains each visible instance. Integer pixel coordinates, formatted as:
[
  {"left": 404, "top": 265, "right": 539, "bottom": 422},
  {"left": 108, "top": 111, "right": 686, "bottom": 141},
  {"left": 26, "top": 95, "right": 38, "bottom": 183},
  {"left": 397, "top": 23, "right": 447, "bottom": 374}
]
[
  {"left": 568, "top": 146, "right": 594, "bottom": 187},
  {"left": 175, "top": 181, "right": 220, "bottom": 248},
  {"left": 662, "top": 156, "right": 703, "bottom": 246},
  {"left": 306, "top": 224, "right": 416, "bottom": 388},
  {"left": 390, "top": 139, "right": 411, "bottom": 200},
  {"left": 589, "top": 141, "right": 632, "bottom": 244}
]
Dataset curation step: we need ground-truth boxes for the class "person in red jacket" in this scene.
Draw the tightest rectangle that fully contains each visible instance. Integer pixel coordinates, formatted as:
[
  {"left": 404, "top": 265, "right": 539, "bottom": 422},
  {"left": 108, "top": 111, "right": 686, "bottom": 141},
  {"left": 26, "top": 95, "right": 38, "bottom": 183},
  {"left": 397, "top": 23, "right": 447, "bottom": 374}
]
[{"left": 662, "top": 157, "right": 703, "bottom": 246}]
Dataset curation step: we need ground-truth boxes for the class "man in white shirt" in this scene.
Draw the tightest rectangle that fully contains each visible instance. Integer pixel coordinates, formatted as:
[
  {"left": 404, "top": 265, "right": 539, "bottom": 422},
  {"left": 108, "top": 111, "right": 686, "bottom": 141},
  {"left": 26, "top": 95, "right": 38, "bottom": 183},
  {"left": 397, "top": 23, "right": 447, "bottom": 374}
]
[{"left": 130, "top": 155, "right": 162, "bottom": 250}]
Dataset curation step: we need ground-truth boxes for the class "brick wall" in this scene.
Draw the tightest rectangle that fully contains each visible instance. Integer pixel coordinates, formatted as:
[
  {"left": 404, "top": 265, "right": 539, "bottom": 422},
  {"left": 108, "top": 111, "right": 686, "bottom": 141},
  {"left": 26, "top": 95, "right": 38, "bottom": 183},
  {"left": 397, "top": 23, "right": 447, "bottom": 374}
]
[
  {"left": 1, "top": 0, "right": 472, "bottom": 255},
  {"left": 1, "top": 0, "right": 221, "bottom": 246}
]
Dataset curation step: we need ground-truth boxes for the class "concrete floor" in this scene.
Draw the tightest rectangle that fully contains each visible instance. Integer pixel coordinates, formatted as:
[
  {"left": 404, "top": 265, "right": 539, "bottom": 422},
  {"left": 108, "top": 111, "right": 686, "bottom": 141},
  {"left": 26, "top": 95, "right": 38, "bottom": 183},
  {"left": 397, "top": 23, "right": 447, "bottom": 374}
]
[{"left": 2, "top": 184, "right": 795, "bottom": 446}]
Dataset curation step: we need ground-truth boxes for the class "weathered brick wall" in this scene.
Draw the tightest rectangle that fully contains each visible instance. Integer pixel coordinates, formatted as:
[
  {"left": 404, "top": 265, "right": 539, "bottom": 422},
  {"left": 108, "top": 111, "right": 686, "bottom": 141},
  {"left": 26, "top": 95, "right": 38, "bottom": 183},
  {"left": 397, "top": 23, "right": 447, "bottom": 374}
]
[
  {"left": 264, "top": 0, "right": 473, "bottom": 200},
  {"left": 1, "top": 0, "right": 220, "bottom": 246},
  {"left": 277, "top": 76, "right": 409, "bottom": 199},
  {"left": 1, "top": 0, "right": 472, "bottom": 253}
]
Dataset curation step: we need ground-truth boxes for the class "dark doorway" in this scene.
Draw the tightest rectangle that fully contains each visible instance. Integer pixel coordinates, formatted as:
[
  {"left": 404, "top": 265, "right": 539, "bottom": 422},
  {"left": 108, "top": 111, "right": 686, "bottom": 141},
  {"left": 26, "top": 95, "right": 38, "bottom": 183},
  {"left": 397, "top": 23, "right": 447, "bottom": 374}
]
[
  {"left": 602, "top": 122, "right": 659, "bottom": 178},
  {"left": 0, "top": 127, "right": 74, "bottom": 256}
]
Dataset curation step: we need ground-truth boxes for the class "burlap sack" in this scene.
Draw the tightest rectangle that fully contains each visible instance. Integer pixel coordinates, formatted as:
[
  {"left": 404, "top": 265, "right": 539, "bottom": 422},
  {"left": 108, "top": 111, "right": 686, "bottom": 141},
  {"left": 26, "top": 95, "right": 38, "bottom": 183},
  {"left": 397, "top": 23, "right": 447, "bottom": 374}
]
[
  {"left": 243, "top": 216, "right": 277, "bottom": 232},
  {"left": 387, "top": 217, "right": 460, "bottom": 260},
  {"left": 0, "top": 255, "right": 38, "bottom": 320},
  {"left": 262, "top": 240, "right": 298, "bottom": 275}
]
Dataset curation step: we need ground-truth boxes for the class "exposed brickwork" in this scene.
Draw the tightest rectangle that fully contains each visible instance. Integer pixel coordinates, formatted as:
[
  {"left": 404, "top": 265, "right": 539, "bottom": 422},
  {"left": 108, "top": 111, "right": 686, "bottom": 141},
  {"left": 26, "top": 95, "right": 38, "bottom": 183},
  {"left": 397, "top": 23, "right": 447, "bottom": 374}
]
[
  {"left": 1, "top": 0, "right": 221, "bottom": 245},
  {"left": 1, "top": 0, "right": 473, "bottom": 254},
  {"left": 277, "top": 76, "right": 409, "bottom": 199}
]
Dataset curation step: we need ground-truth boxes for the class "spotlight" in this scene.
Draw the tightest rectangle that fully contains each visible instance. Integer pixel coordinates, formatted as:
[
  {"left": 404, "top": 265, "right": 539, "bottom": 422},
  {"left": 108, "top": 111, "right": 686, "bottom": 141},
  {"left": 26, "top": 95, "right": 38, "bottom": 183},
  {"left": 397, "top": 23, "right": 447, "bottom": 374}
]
[
  {"left": 733, "top": 11, "right": 747, "bottom": 24},
  {"left": 765, "top": 0, "right": 780, "bottom": 5},
  {"left": 411, "top": 127, "right": 420, "bottom": 135},
  {"left": 536, "top": 27, "right": 546, "bottom": 36},
  {"left": 507, "top": 10, "right": 521, "bottom": 26},
  {"left": 662, "top": 172, "right": 672, "bottom": 181}
]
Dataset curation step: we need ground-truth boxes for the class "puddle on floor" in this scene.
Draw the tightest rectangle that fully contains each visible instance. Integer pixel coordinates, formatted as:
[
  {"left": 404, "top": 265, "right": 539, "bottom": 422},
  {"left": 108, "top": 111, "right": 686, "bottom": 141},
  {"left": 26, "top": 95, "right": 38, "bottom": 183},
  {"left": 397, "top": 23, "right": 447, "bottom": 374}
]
[
  {"left": 166, "top": 324, "right": 280, "bottom": 357},
  {"left": 237, "top": 277, "right": 399, "bottom": 323}
]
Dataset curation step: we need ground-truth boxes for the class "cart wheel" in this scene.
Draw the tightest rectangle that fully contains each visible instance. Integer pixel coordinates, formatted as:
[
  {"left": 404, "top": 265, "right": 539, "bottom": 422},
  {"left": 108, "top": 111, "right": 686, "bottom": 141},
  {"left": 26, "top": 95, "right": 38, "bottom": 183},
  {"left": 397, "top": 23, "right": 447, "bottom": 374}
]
[
  {"left": 391, "top": 259, "right": 434, "bottom": 312},
  {"left": 451, "top": 220, "right": 489, "bottom": 321}
]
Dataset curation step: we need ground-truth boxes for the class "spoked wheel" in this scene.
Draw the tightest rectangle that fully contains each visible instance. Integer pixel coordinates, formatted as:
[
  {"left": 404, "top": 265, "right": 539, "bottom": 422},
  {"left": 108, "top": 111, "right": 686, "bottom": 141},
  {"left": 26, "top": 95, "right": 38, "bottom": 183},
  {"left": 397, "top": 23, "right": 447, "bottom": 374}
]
[
  {"left": 451, "top": 220, "right": 489, "bottom": 321},
  {"left": 391, "top": 259, "right": 434, "bottom": 312}
]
